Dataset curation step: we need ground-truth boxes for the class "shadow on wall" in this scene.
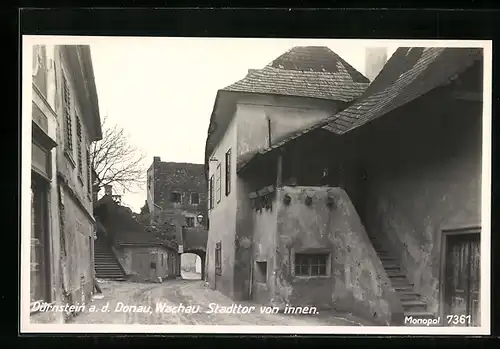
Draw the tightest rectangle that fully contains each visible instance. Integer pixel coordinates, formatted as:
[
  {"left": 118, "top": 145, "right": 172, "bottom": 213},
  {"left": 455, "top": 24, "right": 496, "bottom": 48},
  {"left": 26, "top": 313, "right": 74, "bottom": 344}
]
[{"left": 273, "top": 186, "right": 404, "bottom": 326}]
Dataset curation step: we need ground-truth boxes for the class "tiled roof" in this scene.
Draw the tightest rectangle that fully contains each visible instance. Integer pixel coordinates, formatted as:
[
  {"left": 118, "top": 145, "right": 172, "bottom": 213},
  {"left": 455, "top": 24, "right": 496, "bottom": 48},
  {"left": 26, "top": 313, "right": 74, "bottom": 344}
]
[
  {"left": 223, "top": 46, "right": 370, "bottom": 102},
  {"left": 322, "top": 47, "right": 482, "bottom": 134},
  {"left": 237, "top": 47, "right": 483, "bottom": 172},
  {"left": 116, "top": 231, "right": 177, "bottom": 250},
  {"left": 95, "top": 197, "right": 178, "bottom": 250}
]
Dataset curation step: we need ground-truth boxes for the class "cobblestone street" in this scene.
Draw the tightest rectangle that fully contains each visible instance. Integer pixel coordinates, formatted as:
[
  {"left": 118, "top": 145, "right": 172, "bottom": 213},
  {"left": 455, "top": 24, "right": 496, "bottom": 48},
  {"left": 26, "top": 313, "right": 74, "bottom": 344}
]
[{"left": 69, "top": 276, "right": 370, "bottom": 326}]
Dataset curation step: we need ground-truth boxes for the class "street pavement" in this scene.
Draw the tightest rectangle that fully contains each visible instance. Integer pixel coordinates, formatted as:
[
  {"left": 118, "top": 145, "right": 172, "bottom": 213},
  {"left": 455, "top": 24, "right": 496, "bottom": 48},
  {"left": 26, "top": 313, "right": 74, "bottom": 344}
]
[{"left": 69, "top": 277, "right": 370, "bottom": 325}]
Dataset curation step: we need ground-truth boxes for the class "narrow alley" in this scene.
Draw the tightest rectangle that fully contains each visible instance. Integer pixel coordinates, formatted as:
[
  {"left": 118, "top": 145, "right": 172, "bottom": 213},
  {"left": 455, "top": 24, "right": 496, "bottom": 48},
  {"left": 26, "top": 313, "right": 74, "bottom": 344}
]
[{"left": 69, "top": 278, "right": 370, "bottom": 326}]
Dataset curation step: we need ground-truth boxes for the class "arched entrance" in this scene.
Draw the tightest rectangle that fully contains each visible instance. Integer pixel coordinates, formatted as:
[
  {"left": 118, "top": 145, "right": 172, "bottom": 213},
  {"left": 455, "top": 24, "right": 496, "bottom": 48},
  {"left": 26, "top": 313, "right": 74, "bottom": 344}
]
[{"left": 180, "top": 249, "right": 206, "bottom": 280}]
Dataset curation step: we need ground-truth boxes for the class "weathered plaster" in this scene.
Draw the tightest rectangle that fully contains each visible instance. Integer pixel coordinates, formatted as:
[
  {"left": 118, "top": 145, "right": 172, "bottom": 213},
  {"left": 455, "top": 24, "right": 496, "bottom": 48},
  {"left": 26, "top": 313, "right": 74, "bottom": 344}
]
[
  {"left": 54, "top": 46, "right": 94, "bottom": 215},
  {"left": 61, "top": 191, "right": 94, "bottom": 306},
  {"left": 251, "top": 193, "right": 278, "bottom": 303},
  {"left": 360, "top": 95, "right": 482, "bottom": 314},
  {"left": 206, "top": 113, "right": 238, "bottom": 297},
  {"left": 231, "top": 94, "right": 342, "bottom": 301},
  {"left": 236, "top": 95, "right": 340, "bottom": 162},
  {"left": 30, "top": 45, "right": 100, "bottom": 323},
  {"left": 273, "top": 186, "right": 404, "bottom": 325},
  {"left": 114, "top": 245, "right": 178, "bottom": 282}
]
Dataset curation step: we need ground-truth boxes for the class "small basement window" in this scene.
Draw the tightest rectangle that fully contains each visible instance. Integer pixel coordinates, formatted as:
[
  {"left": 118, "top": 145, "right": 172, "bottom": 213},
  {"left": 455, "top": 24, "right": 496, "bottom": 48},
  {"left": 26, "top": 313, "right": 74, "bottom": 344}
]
[
  {"left": 294, "top": 253, "right": 329, "bottom": 277},
  {"left": 171, "top": 191, "right": 182, "bottom": 203},
  {"left": 255, "top": 261, "right": 267, "bottom": 284}
]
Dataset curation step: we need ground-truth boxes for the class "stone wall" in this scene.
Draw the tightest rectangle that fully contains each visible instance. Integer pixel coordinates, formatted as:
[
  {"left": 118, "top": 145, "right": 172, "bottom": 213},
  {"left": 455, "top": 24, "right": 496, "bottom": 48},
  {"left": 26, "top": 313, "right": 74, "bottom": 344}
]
[{"left": 151, "top": 159, "right": 207, "bottom": 215}]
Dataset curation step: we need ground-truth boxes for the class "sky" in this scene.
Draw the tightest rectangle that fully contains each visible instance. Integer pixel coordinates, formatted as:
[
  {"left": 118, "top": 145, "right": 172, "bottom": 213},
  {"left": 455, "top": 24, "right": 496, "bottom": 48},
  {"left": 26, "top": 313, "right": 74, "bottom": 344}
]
[{"left": 89, "top": 38, "right": 400, "bottom": 212}]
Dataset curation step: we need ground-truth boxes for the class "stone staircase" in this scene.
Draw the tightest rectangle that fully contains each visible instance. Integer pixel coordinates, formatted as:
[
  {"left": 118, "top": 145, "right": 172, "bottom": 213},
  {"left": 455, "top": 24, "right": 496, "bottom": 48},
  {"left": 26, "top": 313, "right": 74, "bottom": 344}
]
[
  {"left": 94, "top": 239, "right": 127, "bottom": 281},
  {"left": 368, "top": 233, "right": 434, "bottom": 319}
]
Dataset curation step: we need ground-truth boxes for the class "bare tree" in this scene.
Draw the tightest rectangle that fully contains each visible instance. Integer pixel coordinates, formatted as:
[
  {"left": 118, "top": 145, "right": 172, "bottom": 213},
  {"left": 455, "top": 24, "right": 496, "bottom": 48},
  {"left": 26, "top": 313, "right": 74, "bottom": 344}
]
[{"left": 90, "top": 115, "right": 147, "bottom": 194}]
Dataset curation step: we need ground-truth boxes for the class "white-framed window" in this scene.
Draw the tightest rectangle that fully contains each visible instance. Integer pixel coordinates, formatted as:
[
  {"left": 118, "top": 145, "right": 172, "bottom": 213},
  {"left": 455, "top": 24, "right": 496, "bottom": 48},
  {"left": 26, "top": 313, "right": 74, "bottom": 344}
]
[{"left": 294, "top": 252, "right": 329, "bottom": 277}]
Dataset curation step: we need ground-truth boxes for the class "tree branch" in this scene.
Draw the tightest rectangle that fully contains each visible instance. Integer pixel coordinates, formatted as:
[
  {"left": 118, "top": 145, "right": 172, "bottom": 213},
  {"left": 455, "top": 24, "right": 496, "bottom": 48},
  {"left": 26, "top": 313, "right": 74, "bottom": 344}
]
[{"left": 90, "top": 116, "right": 147, "bottom": 195}]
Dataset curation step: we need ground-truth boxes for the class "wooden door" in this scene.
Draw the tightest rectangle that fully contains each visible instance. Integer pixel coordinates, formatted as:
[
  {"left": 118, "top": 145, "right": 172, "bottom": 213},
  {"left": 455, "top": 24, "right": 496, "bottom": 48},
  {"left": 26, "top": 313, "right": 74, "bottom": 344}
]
[
  {"left": 30, "top": 175, "right": 50, "bottom": 303},
  {"left": 133, "top": 253, "right": 150, "bottom": 277},
  {"left": 444, "top": 231, "right": 480, "bottom": 326}
]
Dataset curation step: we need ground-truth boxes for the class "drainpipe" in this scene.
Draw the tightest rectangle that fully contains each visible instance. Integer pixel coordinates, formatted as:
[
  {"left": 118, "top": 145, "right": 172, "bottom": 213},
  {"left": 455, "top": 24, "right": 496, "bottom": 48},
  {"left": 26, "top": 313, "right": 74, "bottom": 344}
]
[
  {"left": 276, "top": 150, "right": 283, "bottom": 188},
  {"left": 274, "top": 148, "right": 283, "bottom": 306},
  {"left": 266, "top": 115, "right": 272, "bottom": 148}
]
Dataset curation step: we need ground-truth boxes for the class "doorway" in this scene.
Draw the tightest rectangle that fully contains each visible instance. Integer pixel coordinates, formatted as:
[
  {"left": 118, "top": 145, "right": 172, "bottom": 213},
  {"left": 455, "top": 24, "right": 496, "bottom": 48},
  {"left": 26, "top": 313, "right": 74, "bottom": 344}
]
[
  {"left": 442, "top": 229, "right": 480, "bottom": 326},
  {"left": 30, "top": 173, "right": 51, "bottom": 304}
]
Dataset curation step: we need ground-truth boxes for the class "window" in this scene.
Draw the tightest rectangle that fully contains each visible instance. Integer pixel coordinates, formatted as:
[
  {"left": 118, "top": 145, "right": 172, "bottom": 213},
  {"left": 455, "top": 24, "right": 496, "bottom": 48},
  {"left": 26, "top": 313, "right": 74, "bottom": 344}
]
[
  {"left": 171, "top": 191, "right": 181, "bottom": 203},
  {"left": 30, "top": 175, "right": 51, "bottom": 304},
  {"left": 148, "top": 176, "right": 152, "bottom": 190},
  {"left": 86, "top": 148, "right": 92, "bottom": 194},
  {"left": 208, "top": 175, "right": 214, "bottom": 209},
  {"left": 215, "top": 242, "right": 222, "bottom": 275},
  {"left": 216, "top": 164, "right": 221, "bottom": 203},
  {"left": 186, "top": 216, "right": 195, "bottom": 228},
  {"left": 76, "top": 117, "right": 83, "bottom": 177},
  {"left": 190, "top": 192, "right": 200, "bottom": 205},
  {"left": 62, "top": 74, "right": 73, "bottom": 153},
  {"left": 225, "top": 149, "right": 231, "bottom": 196},
  {"left": 294, "top": 253, "right": 329, "bottom": 277},
  {"left": 255, "top": 261, "right": 267, "bottom": 284},
  {"left": 161, "top": 253, "right": 164, "bottom": 266}
]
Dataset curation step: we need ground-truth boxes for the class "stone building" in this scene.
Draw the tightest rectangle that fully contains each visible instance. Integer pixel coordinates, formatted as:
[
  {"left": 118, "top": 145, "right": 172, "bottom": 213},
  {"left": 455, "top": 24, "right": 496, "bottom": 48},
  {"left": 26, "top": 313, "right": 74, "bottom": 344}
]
[
  {"left": 94, "top": 190, "right": 179, "bottom": 282},
  {"left": 204, "top": 46, "right": 370, "bottom": 301},
  {"left": 235, "top": 47, "right": 484, "bottom": 325},
  {"left": 146, "top": 157, "right": 208, "bottom": 279},
  {"left": 29, "top": 44, "right": 102, "bottom": 323}
]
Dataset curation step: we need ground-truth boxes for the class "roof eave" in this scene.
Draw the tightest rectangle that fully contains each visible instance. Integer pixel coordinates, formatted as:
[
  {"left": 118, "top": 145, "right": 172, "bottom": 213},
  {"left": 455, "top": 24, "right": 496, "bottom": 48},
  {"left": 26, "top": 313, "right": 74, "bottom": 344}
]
[{"left": 78, "top": 46, "right": 103, "bottom": 141}]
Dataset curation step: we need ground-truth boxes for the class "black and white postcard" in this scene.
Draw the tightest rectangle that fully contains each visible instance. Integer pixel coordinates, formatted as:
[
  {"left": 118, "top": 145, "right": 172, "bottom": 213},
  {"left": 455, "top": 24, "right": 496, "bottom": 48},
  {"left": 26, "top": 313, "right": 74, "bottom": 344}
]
[{"left": 21, "top": 36, "right": 492, "bottom": 335}]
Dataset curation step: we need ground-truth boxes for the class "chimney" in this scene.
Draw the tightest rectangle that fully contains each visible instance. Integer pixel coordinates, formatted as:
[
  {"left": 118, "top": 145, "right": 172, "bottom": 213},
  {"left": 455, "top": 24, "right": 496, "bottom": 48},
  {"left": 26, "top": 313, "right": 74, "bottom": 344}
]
[
  {"left": 153, "top": 156, "right": 161, "bottom": 163},
  {"left": 365, "top": 47, "right": 388, "bottom": 82},
  {"left": 104, "top": 185, "right": 112, "bottom": 196}
]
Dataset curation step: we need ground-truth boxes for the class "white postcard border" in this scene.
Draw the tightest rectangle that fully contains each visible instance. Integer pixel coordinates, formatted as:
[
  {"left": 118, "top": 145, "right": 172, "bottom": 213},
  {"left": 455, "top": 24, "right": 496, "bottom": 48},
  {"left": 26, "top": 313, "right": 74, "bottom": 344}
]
[{"left": 20, "top": 36, "right": 493, "bottom": 335}]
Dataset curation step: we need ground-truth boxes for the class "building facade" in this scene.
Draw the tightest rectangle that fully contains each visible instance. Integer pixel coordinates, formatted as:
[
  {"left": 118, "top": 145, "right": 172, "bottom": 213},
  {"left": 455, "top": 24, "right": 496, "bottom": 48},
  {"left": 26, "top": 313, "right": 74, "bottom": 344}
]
[
  {"left": 235, "top": 47, "right": 484, "bottom": 325},
  {"left": 146, "top": 157, "right": 208, "bottom": 279},
  {"left": 204, "top": 46, "right": 370, "bottom": 301},
  {"left": 94, "top": 192, "right": 179, "bottom": 283},
  {"left": 29, "top": 44, "right": 102, "bottom": 323}
]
